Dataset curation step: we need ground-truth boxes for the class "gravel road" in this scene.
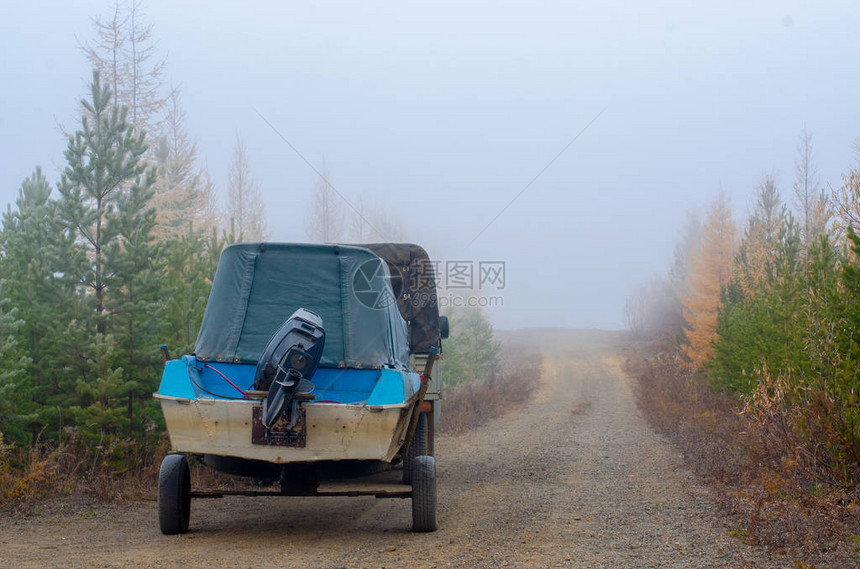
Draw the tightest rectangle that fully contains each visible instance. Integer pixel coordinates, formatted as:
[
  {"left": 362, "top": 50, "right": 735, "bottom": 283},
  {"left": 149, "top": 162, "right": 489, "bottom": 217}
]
[{"left": 0, "top": 330, "right": 789, "bottom": 568}]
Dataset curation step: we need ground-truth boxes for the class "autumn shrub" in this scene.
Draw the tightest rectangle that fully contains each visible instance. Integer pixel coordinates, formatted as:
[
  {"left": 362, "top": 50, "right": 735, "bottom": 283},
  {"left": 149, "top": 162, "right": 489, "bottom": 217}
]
[
  {"left": 627, "top": 345, "right": 860, "bottom": 564},
  {"left": 0, "top": 428, "right": 171, "bottom": 513},
  {"left": 0, "top": 434, "right": 75, "bottom": 512},
  {"left": 626, "top": 350, "right": 747, "bottom": 483},
  {"left": 744, "top": 366, "right": 860, "bottom": 493}
]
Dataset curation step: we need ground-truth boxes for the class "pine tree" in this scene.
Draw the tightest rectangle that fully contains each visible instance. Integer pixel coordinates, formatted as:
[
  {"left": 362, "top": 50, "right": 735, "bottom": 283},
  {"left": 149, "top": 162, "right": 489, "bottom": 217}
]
[
  {"left": 1, "top": 168, "right": 78, "bottom": 362},
  {"left": 66, "top": 332, "right": 129, "bottom": 445},
  {"left": 805, "top": 234, "right": 843, "bottom": 375},
  {"left": 104, "top": 166, "right": 166, "bottom": 436},
  {"left": 735, "top": 176, "right": 785, "bottom": 295},
  {"left": 305, "top": 165, "right": 344, "bottom": 243},
  {"left": 833, "top": 229, "right": 860, "bottom": 375},
  {"left": 81, "top": 4, "right": 219, "bottom": 238},
  {"left": 226, "top": 135, "right": 267, "bottom": 241},
  {"left": 57, "top": 70, "right": 152, "bottom": 335},
  {"left": 710, "top": 214, "right": 807, "bottom": 391},
  {"left": 711, "top": 176, "right": 787, "bottom": 388},
  {"left": 709, "top": 278, "right": 766, "bottom": 391},
  {"left": 800, "top": 231, "right": 860, "bottom": 483},
  {"left": 764, "top": 215, "right": 806, "bottom": 374},
  {"left": 0, "top": 169, "right": 79, "bottom": 442},
  {"left": 792, "top": 128, "right": 831, "bottom": 251},
  {"left": 55, "top": 70, "right": 161, "bottom": 448},
  {"left": 150, "top": 88, "right": 217, "bottom": 238},
  {"left": 441, "top": 305, "right": 501, "bottom": 388},
  {"left": 832, "top": 139, "right": 860, "bottom": 240},
  {"left": 0, "top": 281, "right": 32, "bottom": 444},
  {"left": 162, "top": 226, "right": 224, "bottom": 355},
  {"left": 81, "top": 0, "right": 167, "bottom": 136},
  {"left": 682, "top": 191, "right": 736, "bottom": 368}
]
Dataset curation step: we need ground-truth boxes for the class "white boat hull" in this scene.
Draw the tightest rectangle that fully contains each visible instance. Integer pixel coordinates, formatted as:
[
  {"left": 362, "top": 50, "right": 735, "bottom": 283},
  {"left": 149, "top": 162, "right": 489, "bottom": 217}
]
[{"left": 156, "top": 394, "right": 412, "bottom": 463}]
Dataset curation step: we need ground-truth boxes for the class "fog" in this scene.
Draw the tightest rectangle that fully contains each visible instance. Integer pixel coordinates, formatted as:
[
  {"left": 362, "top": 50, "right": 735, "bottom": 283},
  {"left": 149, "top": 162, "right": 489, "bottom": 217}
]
[{"left": 2, "top": 0, "right": 859, "bottom": 330}]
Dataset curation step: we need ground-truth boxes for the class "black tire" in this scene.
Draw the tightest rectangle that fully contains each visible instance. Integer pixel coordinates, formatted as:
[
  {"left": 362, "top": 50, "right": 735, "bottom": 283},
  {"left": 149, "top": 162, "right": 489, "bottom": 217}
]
[
  {"left": 158, "top": 454, "right": 191, "bottom": 535},
  {"left": 411, "top": 455, "right": 437, "bottom": 532},
  {"left": 402, "top": 412, "right": 427, "bottom": 484}
]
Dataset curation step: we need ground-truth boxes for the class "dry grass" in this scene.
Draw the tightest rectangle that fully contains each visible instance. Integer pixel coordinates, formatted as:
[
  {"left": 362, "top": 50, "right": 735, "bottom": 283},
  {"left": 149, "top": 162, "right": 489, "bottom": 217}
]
[
  {"left": 626, "top": 344, "right": 860, "bottom": 567},
  {"left": 439, "top": 348, "right": 541, "bottom": 435},
  {"left": 0, "top": 433, "right": 168, "bottom": 514},
  {"left": 0, "top": 436, "right": 263, "bottom": 515}
]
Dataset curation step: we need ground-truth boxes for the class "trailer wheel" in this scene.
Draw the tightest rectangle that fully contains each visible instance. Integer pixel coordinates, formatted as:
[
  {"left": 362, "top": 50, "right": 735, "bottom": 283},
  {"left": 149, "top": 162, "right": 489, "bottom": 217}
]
[
  {"left": 411, "top": 455, "right": 437, "bottom": 532},
  {"left": 402, "top": 412, "right": 427, "bottom": 484},
  {"left": 158, "top": 454, "right": 191, "bottom": 535}
]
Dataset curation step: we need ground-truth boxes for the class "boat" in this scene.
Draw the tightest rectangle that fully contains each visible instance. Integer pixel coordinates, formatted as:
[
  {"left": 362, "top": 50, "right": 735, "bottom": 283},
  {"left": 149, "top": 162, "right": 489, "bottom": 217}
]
[{"left": 154, "top": 242, "right": 446, "bottom": 534}]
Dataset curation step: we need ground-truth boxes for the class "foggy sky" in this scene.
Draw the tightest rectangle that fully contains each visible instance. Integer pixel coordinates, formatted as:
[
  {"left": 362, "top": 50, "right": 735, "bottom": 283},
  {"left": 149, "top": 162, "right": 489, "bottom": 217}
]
[{"left": 2, "top": 1, "right": 860, "bottom": 330}]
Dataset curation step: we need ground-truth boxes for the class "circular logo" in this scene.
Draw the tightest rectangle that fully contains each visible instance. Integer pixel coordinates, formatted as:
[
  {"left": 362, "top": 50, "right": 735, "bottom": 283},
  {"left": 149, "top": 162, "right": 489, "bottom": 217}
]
[{"left": 352, "top": 259, "right": 403, "bottom": 309}]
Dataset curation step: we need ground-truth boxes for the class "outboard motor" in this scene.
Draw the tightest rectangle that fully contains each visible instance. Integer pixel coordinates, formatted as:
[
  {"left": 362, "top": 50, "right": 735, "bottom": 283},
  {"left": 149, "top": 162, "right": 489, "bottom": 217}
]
[{"left": 254, "top": 308, "right": 325, "bottom": 430}]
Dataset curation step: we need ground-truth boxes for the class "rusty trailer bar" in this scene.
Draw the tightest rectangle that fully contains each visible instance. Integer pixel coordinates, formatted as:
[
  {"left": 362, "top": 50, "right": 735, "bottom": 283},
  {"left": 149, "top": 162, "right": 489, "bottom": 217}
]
[{"left": 190, "top": 482, "right": 413, "bottom": 500}]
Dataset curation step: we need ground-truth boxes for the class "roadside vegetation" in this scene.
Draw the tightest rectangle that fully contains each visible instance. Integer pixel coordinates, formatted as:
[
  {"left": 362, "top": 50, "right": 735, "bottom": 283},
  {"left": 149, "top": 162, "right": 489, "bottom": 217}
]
[
  {"left": 439, "top": 305, "right": 540, "bottom": 434},
  {"left": 0, "top": 76, "right": 225, "bottom": 512},
  {"left": 0, "top": 2, "right": 276, "bottom": 513},
  {"left": 626, "top": 132, "right": 860, "bottom": 565}
]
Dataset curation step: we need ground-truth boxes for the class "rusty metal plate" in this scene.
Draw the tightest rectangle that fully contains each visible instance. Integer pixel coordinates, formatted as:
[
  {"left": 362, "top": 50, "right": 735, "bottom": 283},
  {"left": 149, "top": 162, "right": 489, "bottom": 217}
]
[{"left": 251, "top": 405, "right": 306, "bottom": 447}]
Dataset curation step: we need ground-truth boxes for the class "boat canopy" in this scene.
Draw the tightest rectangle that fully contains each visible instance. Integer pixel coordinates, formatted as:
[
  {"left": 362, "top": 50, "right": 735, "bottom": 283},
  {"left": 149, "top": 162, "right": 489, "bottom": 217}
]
[{"left": 193, "top": 243, "right": 410, "bottom": 370}]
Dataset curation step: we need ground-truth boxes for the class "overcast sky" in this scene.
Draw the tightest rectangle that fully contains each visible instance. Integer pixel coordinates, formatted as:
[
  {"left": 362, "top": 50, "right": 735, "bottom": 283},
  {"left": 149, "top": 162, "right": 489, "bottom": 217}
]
[{"left": 2, "top": 1, "right": 860, "bottom": 330}]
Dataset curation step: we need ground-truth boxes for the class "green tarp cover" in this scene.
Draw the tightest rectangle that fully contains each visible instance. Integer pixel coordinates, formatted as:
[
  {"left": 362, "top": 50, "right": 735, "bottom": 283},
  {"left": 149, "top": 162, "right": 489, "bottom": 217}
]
[{"left": 194, "top": 243, "right": 410, "bottom": 369}]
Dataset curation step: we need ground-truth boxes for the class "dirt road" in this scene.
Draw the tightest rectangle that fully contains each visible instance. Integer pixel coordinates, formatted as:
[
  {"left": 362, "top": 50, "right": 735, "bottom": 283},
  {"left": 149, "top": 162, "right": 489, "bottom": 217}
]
[{"left": 0, "top": 330, "right": 785, "bottom": 568}]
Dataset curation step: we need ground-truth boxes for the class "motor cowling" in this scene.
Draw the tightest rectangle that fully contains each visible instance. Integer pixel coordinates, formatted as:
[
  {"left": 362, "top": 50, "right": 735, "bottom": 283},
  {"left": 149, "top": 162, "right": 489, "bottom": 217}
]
[{"left": 254, "top": 308, "right": 325, "bottom": 429}]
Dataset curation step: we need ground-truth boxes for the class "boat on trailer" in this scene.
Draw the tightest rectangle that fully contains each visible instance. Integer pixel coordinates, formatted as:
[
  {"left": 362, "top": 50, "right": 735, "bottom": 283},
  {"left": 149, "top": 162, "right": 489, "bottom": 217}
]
[{"left": 154, "top": 242, "right": 446, "bottom": 534}]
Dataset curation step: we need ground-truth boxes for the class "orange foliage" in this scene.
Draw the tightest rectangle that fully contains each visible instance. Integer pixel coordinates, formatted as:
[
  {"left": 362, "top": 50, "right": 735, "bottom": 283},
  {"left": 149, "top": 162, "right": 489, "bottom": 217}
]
[
  {"left": 832, "top": 163, "right": 860, "bottom": 243},
  {"left": 682, "top": 192, "right": 736, "bottom": 367}
]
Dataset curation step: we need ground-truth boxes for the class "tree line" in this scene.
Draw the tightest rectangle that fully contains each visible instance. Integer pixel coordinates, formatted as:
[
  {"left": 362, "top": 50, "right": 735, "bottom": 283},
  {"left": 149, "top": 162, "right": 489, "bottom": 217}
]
[
  {"left": 0, "top": 2, "right": 267, "bottom": 471},
  {"left": 627, "top": 129, "right": 860, "bottom": 490},
  {"left": 0, "top": 71, "right": 226, "bottom": 468}
]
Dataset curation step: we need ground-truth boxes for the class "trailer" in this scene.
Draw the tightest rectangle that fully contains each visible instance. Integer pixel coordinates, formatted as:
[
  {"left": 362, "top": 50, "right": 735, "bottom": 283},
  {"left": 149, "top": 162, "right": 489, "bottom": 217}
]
[{"left": 154, "top": 242, "right": 446, "bottom": 534}]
